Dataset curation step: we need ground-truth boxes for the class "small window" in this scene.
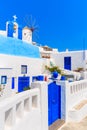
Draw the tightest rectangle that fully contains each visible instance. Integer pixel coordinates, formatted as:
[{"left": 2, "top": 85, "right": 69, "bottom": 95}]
[
  {"left": 21, "top": 65, "right": 27, "bottom": 74},
  {"left": 1, "top": 76, "right": 7, "bottom": 84}
]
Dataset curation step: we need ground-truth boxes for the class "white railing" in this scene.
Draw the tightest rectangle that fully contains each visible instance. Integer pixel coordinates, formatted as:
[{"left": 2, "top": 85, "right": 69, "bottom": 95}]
[
  {"left": 69, "top": 80, "right": 87, "bottom": 95},
  {"left": 58, "top": 79, "right": 87, "bottom": 122},
  {"left": 81, "top": 71, "right": 87, "bottom": 79},
  {"left": 68, "top": 80, "right": 87, "bottom": 122},
  {"left": 0, "top": 88, "right": 41, "bottom": 130},
  {"left": 67, "top": 80, "right": 87, "bottom": 112}
]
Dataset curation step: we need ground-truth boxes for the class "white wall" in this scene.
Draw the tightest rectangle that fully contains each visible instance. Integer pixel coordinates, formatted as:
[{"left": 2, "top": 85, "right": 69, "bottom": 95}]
[
  {"left": 31, "top": 81, "right": 48, "bottom": 130},
  {"left": 0, "top": 69, "right": 13, "bottom": 101},
  {"left": 0, "top": 54, "right": 43, "bottom": 93},
  {"left": 51, "top": 50, "right": 86, "bottom": 70},
  {"left": 0, "top": 88, "right": 41, "bottom": 130},
  {"left": 0, "top": 82, "right": 48, "bottom": 130},
  {"left": 0, "top": 30, "right": 7, "bottom": 36},
  {"left": 0, "top": 54, "right": 43, "bottom": 76}
]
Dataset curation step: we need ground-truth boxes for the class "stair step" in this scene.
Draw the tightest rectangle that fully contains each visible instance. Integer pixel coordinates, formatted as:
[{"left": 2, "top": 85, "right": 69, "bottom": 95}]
[{"left": 49, "top": 119, "right": 65, "bottom": 130}]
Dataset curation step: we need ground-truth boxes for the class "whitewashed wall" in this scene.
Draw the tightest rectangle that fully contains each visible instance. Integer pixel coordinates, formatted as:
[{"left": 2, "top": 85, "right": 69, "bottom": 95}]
[
  {"left": 0, "top": 54, "right": 43, "bottom": 93},
  {"left": 31, "top": 81, "right": 48, "bottom": 130},
  {"left": 0, "top": 54, "right": 43, "bottom": 76},
  {"left": 0, "top": 88, "right": 41, "bottom": 130},
  {"left": 0, "top": 82, "right": 48, "bottom": 130},
  {"left": 51, "top": 50, "right": 86, "bottom": 70},
  {"left": 0, "top": 69, "right": 13, "bottom": 101},
  {"left": 81, "top": 71, "right": 87, "bottom": 79}
]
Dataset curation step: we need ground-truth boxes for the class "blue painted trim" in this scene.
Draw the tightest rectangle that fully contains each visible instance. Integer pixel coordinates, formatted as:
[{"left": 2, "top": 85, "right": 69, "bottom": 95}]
[
  {"left": 12, "top": 77, "right": 15, "bottom": 89},
  {"left": 32, "top": 76, "right": 38, "bottom": 82},
  {"left": 7, "top": 22, "right": 14, "bottom": 37},
  {"left": 18, "top": 27, "right": 22, "bottom": 40},
  {"left": 37, "top": 75, "right": 44, "bottom": 81}
]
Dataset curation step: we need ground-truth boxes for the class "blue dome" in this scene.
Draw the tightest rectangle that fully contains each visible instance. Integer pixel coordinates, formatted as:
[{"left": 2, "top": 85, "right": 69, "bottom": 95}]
[{"left": 0, "top": 35, "right": 40, "bottom": 58}]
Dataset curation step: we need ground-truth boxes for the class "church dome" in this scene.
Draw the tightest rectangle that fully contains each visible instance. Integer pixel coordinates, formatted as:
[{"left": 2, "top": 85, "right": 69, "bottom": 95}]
[{"left": 0, "top": 35, "right": 40, "bottom": 58}]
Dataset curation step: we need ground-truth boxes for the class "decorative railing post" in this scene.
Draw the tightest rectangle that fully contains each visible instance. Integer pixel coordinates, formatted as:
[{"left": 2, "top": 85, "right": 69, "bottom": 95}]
[{"left": 31, "top": 81, "right": 48, "bottom": 130}]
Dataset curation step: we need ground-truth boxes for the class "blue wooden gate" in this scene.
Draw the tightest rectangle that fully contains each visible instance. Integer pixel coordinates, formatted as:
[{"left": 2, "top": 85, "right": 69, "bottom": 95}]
[
  {"left": 64, "top": 56, "right": 71, "bottom": 70},
  {"left": 18, "top": 77, "right": 30, "bottom": 92},
  {"left": 48, "top": 82, "right": 61, "bottom": 126}
]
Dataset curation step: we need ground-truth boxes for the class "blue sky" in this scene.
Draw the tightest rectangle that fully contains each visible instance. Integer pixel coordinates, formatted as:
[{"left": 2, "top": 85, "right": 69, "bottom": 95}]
[{"left": 0, "top": 0, "right": 87, "bottom": 51}]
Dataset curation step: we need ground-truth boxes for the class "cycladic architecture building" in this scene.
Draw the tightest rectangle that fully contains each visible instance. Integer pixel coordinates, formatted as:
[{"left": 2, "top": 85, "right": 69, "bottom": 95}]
[{"left": 0, "top": 16, "right": 87, "bottom": 130}]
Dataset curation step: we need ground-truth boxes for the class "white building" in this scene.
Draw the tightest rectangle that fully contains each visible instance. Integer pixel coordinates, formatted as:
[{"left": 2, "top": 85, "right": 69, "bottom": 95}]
[
  {"left": 0, "top": 16, "right": 48, "bottom": 130},
  {"left": 39, "top": 45, "right": 87, "bottom": 73},
  {"left": 51, "top": 49, "right": 87, "bottom": 71},
  {"left": 0, "top": 16, "right": 87, "bottom": 130},
  {"left": 0, "top": 35, "right": 44, "bottom": 99}
]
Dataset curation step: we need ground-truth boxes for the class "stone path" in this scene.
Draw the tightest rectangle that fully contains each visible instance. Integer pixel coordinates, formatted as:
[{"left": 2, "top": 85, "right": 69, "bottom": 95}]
[{"left": 59, "top": 116, "right": 87, "bottom": 130}]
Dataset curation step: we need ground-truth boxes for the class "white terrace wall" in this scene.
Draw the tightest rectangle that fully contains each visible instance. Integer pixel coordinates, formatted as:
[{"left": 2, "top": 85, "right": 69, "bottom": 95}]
[
  {"left": 0, "top": 88, "right": 41, "bottom": 130},
  {"left": 0, "top": 82, "right": 48, "bottom": 130},
  {"left": 58, "top": 80, "right": 87, "bottom": 122},
  {"left": 51, "top": 50, "right": 86, "bottom": 70},
  {"left": 81, "top": 71, "right": 87, "bottom": 79}
]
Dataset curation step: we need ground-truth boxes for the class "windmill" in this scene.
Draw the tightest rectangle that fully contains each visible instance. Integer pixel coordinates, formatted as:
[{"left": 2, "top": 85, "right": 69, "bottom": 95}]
[{"left": 23, "top": 15, "right": 39, "bottom": 44}]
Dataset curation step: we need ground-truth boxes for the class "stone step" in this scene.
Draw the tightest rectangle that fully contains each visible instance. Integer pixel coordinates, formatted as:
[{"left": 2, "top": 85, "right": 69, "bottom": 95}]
[
  {"left": 74, "top": 99, "right": 87, "bottom": 110},
  {"left": 49, "top": 119, "right": 65, "bottom": 130}
]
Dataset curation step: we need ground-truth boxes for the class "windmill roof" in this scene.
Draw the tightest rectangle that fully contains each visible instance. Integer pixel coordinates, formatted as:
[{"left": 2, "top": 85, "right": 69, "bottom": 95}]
[
  {"left": 0, "top": 35, "right": 40, "bottom": 58},
  {"left": 23, "top": 26, "right": 31, "bottom": 30}
]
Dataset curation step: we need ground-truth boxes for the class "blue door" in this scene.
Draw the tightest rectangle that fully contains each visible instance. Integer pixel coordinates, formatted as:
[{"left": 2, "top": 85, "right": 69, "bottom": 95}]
[
  {"left": 18, "top": 77, "right": 30, "bottom": 92},
  {"left": 64, "top": 57, "right": 71, "bottom": 70},
  {"left": 48, "top": 82, "right": 61, "bottom": 126}
]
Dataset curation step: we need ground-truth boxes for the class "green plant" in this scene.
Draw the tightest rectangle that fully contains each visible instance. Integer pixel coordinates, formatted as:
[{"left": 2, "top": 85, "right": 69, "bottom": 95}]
[
  {"left": 74, "top": 67, "right": 84, "bottom": 72},
  {"left": 0, "top": 87, "right": 2, "bottom": 91},
  {"left": 0, "top": 85, "right": 3, "bottom": 91},
  {"left": 45, "top": 65, "right": 62, "bottom": 74},
  {"left": 23, "top": 86, "right": 31, "bottom": 91}
]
